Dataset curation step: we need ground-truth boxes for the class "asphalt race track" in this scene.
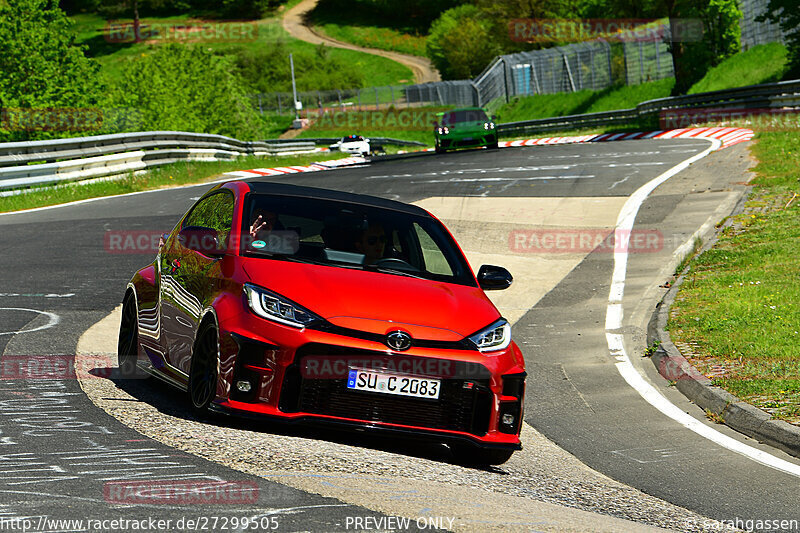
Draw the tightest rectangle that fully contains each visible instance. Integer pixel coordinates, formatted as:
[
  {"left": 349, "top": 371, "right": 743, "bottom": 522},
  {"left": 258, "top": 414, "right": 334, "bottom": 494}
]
[{"left": 1, "top": 139, "right": 799, "bottom": 532}]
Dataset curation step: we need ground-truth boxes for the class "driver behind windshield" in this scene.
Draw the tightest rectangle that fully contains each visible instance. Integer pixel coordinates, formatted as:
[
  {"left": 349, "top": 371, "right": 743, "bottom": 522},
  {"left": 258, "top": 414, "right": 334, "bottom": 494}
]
[{"left": 354, "top": 224, "right": 386, "bottom": 265}]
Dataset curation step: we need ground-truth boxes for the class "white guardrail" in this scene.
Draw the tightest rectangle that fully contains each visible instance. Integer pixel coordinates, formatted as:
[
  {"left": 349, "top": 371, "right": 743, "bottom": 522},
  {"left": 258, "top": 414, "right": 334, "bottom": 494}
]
[{"left": 0, "top": 131, "right": 318, "bottom": 191}]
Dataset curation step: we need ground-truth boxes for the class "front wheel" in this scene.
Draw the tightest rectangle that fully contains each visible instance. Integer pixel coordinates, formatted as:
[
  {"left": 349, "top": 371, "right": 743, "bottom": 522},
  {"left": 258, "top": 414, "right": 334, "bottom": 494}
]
[
  {"left": 117, "top": 292, "right": 139, "bottom": 378},
  {"left": 188, "top": 324, "right": 219, "bottom": 416}
]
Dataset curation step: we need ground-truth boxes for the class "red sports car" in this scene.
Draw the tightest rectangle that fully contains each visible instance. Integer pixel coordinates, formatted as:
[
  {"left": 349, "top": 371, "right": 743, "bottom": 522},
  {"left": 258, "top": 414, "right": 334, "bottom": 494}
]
[{"left": 119, "top": 181, "right": 526, "bottom": 465}]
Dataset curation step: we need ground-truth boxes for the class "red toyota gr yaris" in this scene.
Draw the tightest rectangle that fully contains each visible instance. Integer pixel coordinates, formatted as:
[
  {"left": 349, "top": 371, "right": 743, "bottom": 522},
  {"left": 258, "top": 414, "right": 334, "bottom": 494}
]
[{"left": 119, "top": 181, "right": 526, "bottom": 465}]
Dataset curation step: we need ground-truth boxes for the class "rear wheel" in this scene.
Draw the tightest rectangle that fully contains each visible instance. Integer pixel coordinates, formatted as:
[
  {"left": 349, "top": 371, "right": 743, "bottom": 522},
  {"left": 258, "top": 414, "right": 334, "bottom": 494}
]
[
  {"left": 188, "top": 324, "right": 219, "bottom": 416},
  {"left": 117, "top": 293, "right": 139, "bottom": 378},
  {"left": 450, "top": 443, "right": 515, "bottom": 466}
]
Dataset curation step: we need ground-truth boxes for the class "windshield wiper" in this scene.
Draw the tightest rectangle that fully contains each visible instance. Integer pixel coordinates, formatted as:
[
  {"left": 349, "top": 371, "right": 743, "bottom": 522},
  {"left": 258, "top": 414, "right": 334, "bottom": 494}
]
[{"left": 363, "top": 265, "right": 426, "bottom": 279}]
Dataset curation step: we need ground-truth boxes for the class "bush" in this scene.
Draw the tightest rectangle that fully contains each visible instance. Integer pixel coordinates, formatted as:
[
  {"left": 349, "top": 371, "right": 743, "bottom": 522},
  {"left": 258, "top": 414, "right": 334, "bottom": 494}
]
[
  {"left": 62, "top": 0, "right": 284, "bottom": 18},
  {"left": 227, "top": 42, "right": 366, "bottom": 94},
  {"left": 0, "top": 0, "right": 104, "bottom": 141},
  {"left": 426, "top": 5, "right": 503, "bottom": 80},
  {"left": 108, "top": 44, "right": 265, "bottom": 138}
]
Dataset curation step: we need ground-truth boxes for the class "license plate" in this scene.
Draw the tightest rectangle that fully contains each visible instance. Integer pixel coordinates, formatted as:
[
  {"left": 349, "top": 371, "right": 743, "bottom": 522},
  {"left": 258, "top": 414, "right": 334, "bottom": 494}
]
[{"left": 347, "top": 369, "right": 440, "bottom": 399}]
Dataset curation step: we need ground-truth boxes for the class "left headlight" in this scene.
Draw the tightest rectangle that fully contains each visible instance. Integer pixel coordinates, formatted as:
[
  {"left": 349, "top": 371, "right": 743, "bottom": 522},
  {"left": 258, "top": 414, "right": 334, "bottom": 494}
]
[
  {"left": 244, "top": 283, "right": 322, "bottom": 329},
  {"left": 468, "top": 319, "right": 511, "bottom": 352}
]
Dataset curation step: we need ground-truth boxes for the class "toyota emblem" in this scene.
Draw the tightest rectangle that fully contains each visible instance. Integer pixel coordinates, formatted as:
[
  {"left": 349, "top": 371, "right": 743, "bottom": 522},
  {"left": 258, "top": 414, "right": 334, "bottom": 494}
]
[{"left": 386, "top": 330, "right": 412, "bottom": 351}]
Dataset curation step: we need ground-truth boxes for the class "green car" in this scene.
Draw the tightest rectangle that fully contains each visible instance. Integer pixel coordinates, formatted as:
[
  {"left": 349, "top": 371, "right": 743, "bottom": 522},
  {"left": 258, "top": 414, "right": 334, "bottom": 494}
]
[{"left": 433, "top": 107, "right": 498, "bottom": 154}]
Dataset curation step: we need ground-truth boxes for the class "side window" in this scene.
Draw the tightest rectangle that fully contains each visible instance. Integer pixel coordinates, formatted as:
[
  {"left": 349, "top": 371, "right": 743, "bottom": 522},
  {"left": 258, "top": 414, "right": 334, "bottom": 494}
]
[
  {"left": 413, "top": 223, "right": 453, "bottom": 276},
  {"left": 183, "top": 191, "right": 235, "bottom": 248}
]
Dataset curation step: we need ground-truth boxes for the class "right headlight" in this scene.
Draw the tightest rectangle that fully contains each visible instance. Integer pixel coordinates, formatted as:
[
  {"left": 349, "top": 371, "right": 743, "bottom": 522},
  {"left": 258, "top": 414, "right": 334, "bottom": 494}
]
[
  {"left": 243, "top": 283, "right": 322, "bottom": 329},
  {"left": 468, "top": 319, "right": 511, "bottom": 352}
]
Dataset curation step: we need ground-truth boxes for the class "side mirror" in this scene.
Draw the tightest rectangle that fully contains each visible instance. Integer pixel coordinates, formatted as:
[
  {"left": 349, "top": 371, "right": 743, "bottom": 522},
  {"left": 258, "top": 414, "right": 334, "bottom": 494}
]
[
  {"left": 491, "top": 115, "right": 498, "bottom": 122},
  {"left": 178, "top": 226, "right": 224, "bottom": 257},
  {"left": 433, "top": 121, "right": 439, "bottom": 128},
  {"left": 477, "top": 265, "right": 512, "bottom": 291}
]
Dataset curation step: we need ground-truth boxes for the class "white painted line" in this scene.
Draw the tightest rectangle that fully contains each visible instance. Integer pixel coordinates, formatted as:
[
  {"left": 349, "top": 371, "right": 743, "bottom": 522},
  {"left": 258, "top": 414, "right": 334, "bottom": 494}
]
[
  {"left": 605, "top": 137, "right": 800, "bottom": 478},
  {"left": 0, "top": 308, "right": 60, "bottom": 336},
  {"left": 413, "top": 175, "right": 595, "bottom": 184},
  {"left": 0, "top": 293, "right": 74, "bottom": 298}
]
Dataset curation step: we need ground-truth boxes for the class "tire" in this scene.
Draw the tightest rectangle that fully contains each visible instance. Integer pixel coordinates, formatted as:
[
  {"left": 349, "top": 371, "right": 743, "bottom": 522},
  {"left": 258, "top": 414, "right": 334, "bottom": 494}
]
[
  {"left": 188, "top": 323, "right": 219, "bottom": 416},
  {"left": 450, "top": 443, "right": 515, "bottom": 466},
  {"left": 488, "top": 137, "right": 499, "bottom": 149},
  {"left": 435, "top": 144, "right": 445, "bottom": 154},
  {"left": 117, "top": 292, "right": 139, "bottom": 378}
]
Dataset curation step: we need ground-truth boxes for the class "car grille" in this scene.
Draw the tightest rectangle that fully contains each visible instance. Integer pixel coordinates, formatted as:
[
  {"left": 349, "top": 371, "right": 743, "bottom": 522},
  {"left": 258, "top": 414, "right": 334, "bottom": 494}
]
[{"left": 279, "top": 344, "right": 492, "bottom": 436}]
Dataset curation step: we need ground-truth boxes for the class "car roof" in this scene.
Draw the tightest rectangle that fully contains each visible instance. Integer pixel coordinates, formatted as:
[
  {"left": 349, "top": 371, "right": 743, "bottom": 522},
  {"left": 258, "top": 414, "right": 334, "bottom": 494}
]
[{"left": 242, "top": 181, "right": 430, "bottom": 216}]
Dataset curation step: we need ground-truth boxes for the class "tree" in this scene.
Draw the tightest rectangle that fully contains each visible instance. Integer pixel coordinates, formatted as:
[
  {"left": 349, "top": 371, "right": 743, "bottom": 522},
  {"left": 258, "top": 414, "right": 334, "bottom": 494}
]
[
  {"left": 653, "top": 0, "right": 741, "bottom": 94},
  {"left": 757, "top": 0, "right": 800, "bottom": 78},
  {"left": 0, "top": 0, "right": 103, "bottom": 141},
  {"left": 427, "top": 5, "right": 503, "bottom": 79}
]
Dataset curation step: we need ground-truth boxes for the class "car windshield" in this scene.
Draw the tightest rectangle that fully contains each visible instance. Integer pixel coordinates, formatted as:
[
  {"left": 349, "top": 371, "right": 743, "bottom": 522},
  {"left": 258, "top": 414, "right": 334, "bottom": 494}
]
[
  {"left": 241, "top": 194, "right": 476, "bottom": 286},
  {"left": 441, "top": 109, "right": 488, "bottom": 125}
]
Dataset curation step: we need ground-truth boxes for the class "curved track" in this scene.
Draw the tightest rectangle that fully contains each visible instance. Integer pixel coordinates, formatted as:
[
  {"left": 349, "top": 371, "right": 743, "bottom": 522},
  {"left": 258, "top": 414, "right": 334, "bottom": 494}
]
[{"left": 1, "top": 140, "right": 798, "bottom": 531}]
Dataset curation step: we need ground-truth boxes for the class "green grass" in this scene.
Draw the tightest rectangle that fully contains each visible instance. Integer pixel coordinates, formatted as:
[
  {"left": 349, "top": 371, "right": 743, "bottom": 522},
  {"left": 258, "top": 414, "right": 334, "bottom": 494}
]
[
  {"left": 0, "top": 153, "right": 344, "bottom": 213},
  {"left": 307, "top": 0, "right": 428, "bottom": 58},
  {"left": 71, "top": 13, "right": 413, "bottom": 87},
  {"left": 688, "top": 42, "right": 789, "bottom": 94},
  {"left": 495, "top": 79, "right": 675, "bottom": 122},
  {"left": 669, "top": 128, "right": 800, "bottom": 425}
]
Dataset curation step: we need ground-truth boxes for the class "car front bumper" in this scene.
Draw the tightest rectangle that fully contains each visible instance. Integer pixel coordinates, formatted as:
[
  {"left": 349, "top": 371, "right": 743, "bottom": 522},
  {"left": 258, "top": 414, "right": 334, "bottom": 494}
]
[{"left": 215, "top": 311, "right": 526, "bottom": 448}]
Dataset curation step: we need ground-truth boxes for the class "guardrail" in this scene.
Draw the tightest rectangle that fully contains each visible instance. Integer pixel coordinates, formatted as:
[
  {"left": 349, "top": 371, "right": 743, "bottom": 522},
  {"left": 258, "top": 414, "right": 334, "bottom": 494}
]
[
  {"left": 0, "top": 131, "right": 319, "bottom": 191},
  {"left": 498, "top": 79, "right": 800, "bottom": 136},
  {"left": 0, "top": 132, "right": 424, "bottom": 192}
]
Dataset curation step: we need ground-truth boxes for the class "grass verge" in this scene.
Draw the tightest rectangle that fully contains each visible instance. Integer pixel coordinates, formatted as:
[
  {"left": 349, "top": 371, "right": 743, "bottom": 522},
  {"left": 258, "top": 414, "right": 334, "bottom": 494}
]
[
  {"left": 0, "top": 153, "right": 341, "bottom": 213},
  {"left": 307, "top": 0, "right": 427, "bottom": 57},
  {"left": 688, "top": 42, "right": 788, "bottom": 94},
  {"left": 668, "top": 127, "right": 800, "bottom": 425},
  {"left": 495, "top": 79, "right": 674, "bottom": 122}
]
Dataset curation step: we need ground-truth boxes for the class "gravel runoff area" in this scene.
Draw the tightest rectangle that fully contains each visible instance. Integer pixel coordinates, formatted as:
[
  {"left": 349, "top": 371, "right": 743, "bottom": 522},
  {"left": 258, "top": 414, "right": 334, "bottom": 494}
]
[{"left": 76, "top": 309, "right": 738, "bottom": 533}]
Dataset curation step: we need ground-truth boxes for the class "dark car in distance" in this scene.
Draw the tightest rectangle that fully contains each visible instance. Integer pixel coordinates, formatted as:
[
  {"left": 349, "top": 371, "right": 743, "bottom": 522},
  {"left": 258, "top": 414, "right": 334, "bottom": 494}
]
[{"left": 434, "top": 107, "right": 499, "bottom": 153}]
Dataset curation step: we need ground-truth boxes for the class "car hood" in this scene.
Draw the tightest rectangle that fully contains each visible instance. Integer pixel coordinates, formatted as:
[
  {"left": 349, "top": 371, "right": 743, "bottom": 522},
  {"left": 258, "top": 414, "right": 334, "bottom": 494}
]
[
  {"left": 446, "top": 121, "right": 487, "bottom": 131},
  {"left": 241, "top": 258, "right": 500, "bottom": 341}
]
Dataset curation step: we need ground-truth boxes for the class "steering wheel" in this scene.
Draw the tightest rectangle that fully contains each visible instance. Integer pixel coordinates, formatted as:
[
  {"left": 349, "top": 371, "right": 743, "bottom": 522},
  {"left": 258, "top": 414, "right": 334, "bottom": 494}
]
[{"left": 374, "top": 257, "right": 420, "bottom": 271}]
